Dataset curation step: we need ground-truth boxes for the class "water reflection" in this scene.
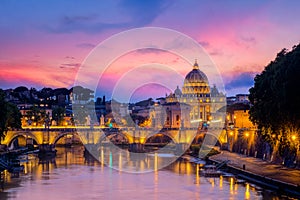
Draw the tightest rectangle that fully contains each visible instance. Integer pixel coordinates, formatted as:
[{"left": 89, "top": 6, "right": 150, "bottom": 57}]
[{"left": 0, "top": 146, "right": 290, "bottom": 200}]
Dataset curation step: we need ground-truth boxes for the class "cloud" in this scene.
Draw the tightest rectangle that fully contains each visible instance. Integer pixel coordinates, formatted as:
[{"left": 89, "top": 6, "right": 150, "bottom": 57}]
[
  {"left": 225, "top": 72, "right": 255, "bottom": 90},
  {"left": 135, "top": 48, "right": 166, "bottom": 54},
  {"left": 65, "top": 56, "right": 75, "bottom": 59},
  {"left": 59, "top": 63, "right": 81, "bottom": 69},
  {"left": 240, "top": 36, "right": 256, "bottom": 44},
  {"left": 76, "top": 43, "right": 96, "bottom": 49}
]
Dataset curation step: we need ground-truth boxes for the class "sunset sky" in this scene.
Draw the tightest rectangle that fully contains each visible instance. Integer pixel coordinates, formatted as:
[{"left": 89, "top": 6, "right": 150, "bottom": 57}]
[{"left": 1, "top": 0, "right": 300, "bottom": 101}]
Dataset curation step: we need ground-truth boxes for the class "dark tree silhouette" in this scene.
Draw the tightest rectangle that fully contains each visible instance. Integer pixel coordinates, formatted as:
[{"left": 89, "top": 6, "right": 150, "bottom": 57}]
[
  {"left": 249, "top": 44, "right": 300, "bottom": 161},
  {"left": 0, "top": 89, "right": 22, "bottom": 142}
]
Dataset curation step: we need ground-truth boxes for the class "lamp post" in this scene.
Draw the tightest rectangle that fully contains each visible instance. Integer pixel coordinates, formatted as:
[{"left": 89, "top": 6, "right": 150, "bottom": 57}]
[{"left": 226, "top": 129, "right": 234, "bottom": 152}]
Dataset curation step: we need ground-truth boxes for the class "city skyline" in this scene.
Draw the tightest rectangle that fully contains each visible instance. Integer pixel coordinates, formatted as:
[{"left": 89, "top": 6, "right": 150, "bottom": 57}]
[{"left": 1, "top": 1, "right": 300, "bottom": 101}]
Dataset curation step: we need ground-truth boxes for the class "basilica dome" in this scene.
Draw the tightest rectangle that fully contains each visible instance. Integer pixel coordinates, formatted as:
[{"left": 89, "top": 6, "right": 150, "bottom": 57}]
[
  {"left": 184, "top": 61, "right": 208, "bottom": 83},
  {"left": 182, "top": 60, "right": 210, "bottom": 96}
]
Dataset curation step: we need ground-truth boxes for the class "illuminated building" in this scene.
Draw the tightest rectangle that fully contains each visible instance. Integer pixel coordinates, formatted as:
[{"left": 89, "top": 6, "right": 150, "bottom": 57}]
[{"left": 164, "top": 60, "right": 225, "bottom": 128}]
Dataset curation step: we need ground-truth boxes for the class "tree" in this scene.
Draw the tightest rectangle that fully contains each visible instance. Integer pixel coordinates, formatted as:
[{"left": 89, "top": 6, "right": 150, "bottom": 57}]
[
  {"left": 249, "top": 43, "right": 300, "bottom": 162},
  {"left": 0, "top": 89, "right": 22, "bottom": 142},
  {"left": 52, "top": 107, "right": 66, "bottom": 126}
]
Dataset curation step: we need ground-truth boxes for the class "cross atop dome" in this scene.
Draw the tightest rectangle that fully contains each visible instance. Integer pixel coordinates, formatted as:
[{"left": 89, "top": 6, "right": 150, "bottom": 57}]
[{"left": 193, "top": 59, "right": 199, "bottom": 69}]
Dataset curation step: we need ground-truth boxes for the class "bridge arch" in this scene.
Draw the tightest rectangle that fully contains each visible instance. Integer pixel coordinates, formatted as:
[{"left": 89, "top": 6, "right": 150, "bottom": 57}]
[
  {"left": 97, "top": 131, "right": 131, "bottom": 144},
  {"left": 5, "top": 132, "right": 40, "bottom": 146},
  {"left": 52, "top": 132, "right": 82, "bottom": 145},
  {"left": 145, "top": 132, "right": 177, "bottom": 144}
]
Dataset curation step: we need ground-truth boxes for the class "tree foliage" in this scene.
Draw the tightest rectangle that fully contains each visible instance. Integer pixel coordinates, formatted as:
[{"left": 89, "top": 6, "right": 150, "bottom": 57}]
[
  {"left": 249, "top": 44, "right": 300, "bottom": 156},
  {"left": 52, "top": 107, "right": 66, "bottom": 126},
  {"left": 0, "top": 89, "right": 22, "bottom": 141}
]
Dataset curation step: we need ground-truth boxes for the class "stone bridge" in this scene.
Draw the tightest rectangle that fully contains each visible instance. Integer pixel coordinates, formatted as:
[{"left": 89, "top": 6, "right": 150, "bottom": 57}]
[{"left": 1, "top": 126, "right": 227, "bottom": 148}]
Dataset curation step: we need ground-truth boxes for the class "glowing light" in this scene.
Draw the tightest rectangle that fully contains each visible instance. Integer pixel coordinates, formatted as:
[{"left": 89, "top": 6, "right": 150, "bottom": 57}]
[
  {"left": 190, "top": 119, "right": 203, "bottom": 123},
  {"left": 210, "top": 119, "right": 222, "bottom": 123},
  {"left": 245, "top": 132, "right": 249, "bottom": 137},
  {"left": 219, "top": 176, "right": 223, "bottom": 188},
  {"left": 245, "top": 183, "right": 250, "bottom": 199},
  {"left": 154, "top": 152, "right": 158, "bottom": 171},
  {"left": 109, "top": 151, "right": 113, "bottom": 168},
  {"left": 292, "top": 135, "right": 297, "bottom": 141},
  {"left": 210, "top": 178, "right": 215, "bottom": 187},
  {"left": 118, "top": 152, "right": 122, "bottom": 173},
  {"left": 195, "top": 165, "right": 200, "bottom": 186},
  {"left": 230, "top": 177, "right": 234, "bottom": 192}
]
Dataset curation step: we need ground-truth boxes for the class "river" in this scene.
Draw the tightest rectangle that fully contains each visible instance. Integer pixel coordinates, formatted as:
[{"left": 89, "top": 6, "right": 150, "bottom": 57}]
[{"left": 0, "top": 146, "right": 287, "bottom": 200}]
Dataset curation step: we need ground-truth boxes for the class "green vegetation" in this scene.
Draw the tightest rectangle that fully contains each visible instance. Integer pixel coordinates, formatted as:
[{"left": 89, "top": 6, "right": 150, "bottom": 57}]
[
  {"left": 249, "top": 44, "right": 300, "bottom": 160},
  {"left": 0, "top": 89, "right": 22, "bottom": 142}
]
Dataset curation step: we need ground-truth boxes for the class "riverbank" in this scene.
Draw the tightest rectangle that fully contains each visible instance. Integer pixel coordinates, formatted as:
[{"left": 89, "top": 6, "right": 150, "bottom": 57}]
[{"left": 209, "top": 151, "right": 300, "bottom": 197}]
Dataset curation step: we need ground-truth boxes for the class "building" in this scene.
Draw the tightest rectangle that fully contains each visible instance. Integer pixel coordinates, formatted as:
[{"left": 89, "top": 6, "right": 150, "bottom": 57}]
[
  {"left": 236, "top": 94, "right": 249, "bottom": 103},
  {"left": 150, "top": 102, "right": 191, "bottom": 129},
  {"left": 163, "top": 60, "right": 225, "bottom": 128},
  {"left": 226, "top": 94, "right": 249, "bottom": 105}
]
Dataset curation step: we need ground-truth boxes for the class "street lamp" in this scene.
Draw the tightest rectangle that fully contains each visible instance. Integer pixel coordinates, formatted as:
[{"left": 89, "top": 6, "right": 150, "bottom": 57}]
[
  {"left": 244, "top": 131, "right": 250, "bottom": 156},
  {"left": 245, "top": 132, "right": 249, "bottom": 138}
]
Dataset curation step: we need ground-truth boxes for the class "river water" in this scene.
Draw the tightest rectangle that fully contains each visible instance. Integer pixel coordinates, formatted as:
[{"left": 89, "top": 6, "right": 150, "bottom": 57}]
[{"left": 0, "top": 146, "right": 287, "bottom": 200}]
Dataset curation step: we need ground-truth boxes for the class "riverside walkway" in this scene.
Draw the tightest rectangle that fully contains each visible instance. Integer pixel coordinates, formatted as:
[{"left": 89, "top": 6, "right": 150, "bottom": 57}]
[{"left": 210, "top": 151, "right": 300, "bottom": 187}]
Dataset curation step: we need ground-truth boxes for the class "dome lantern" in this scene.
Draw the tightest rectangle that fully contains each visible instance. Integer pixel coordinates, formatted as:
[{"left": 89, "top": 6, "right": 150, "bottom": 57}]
[{"left": 193, "top": 59, "right": 199, "bottom": 70}]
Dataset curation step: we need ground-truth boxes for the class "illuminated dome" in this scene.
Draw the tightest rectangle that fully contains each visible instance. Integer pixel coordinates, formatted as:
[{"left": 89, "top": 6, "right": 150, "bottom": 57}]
[
  {"left": 182, "top": 60, "right": 210, "bottom": 96},
  {"left": 184, "top": 61, "right": 208, "bottom": 83}
]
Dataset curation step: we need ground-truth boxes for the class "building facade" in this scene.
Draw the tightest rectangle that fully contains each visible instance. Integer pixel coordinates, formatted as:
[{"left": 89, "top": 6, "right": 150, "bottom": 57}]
[{"left": 163, "top": 60, "right": 225, "bottom": 128}]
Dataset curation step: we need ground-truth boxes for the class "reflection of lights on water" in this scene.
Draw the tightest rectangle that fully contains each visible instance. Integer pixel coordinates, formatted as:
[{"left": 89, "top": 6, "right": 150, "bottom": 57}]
[
  {"left": 210, "top": 178, "right": 215, "bottom": 187},
  {"left": 154, "top": 153, "right": 158, "bottom": 171},
  {"left": 195, "top": 165, "right": 200, "bottom": 186},
  {"left": 109, "top": 151, "right": 113, "bottom": 168},
  {"left": 147, "top": 156, "right": 150, "bottom": 169},
  {"left": 219, "top": 176, "right": 223, "bottom": 189},
  {"left": 235, "top": 182, "right": 238, "bottom": 191},
  {"left": 186, "top": 162, "right": 191, "bottom": 175},
  {"left": 140, "top": 159, "right": 145, "bottom": 171},
  {"left": 230, "top": 177, "right": 234, "bottom": 194},
  {"left": 154, "top": 153, "right": 159, "bottom": 198},
  {"left": 118, "top": 152, "right": 122, "bottom": 173},
  {"left": 101, "top": 147, "right": 104, "bottom": 169},
  {"left": 245, "top": 183, "right": 250, "bottom": 199}
]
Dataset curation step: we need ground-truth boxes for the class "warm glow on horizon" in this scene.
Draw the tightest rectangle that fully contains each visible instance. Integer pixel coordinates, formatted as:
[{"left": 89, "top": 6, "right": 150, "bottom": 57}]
[{"left": 1, "top": 1, "right": 300, "bottom": 98}]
